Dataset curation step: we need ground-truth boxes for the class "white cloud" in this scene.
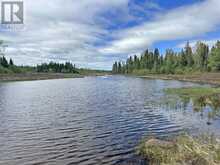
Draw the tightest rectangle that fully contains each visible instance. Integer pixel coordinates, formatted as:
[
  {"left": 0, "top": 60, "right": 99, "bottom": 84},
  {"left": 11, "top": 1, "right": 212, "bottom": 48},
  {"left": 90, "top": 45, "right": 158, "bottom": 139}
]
[
  {"left": 0, "top": 0, "right": 131, "bottom": 69},
  {"left": 177, "top": 39, "right": 220, "bottom": 49},
  {"left": 100, "top": 0, "right": 220, "bottom": 56},
  {"left": 1, "top": 0, "right": 220, "bottom": 69}
]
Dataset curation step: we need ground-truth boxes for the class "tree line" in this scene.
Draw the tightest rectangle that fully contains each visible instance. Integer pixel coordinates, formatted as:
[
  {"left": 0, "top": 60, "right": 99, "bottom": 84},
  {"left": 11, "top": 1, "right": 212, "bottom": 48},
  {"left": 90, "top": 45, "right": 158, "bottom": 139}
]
[
  {"left": 0, "top": 40, "right": 79, "bottom": 74},
  {"left": 0, "top": 56, "right": 14, "bottom": 67},
  {"left": 112, "top": 41, "right": 220, "bottom": 74},
  {"left": 36, "top": 62, "right": 79, "bottom": 73},
  {"left": 0, "top": 56, "right": 79, "bottom": 74},
  {"left": 0, "top": 40, "right": 110, "bottom": 75}
]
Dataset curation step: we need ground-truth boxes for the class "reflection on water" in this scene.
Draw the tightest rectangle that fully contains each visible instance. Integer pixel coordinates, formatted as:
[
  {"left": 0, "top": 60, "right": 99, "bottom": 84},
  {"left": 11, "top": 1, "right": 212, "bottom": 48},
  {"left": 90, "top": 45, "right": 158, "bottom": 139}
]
[
  {"left": 163, "top": 93, "right": 220, "bottom": 125},
  {"left": 0, "top": 76, "right": 219, "bottom": 165}
]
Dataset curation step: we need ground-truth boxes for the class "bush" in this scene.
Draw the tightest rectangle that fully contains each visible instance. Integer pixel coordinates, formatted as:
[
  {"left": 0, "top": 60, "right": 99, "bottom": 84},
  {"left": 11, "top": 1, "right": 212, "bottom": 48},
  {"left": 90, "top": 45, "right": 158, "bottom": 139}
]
[{"left": 0, "top": 66, "right": 13, "bottom": 74}]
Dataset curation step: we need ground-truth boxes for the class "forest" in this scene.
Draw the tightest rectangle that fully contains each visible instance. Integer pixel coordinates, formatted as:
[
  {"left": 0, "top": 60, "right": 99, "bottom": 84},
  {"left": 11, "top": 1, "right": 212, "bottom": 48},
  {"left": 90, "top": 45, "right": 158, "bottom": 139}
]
[
  {"left": 0, "top": 56, "right": 78, "bottom": 74},
  {"left": 36, "top": 62, "right": 79, "bottom": 73},
  {"left": 112, "top": 41, "right": 220, "bottom": 74}
]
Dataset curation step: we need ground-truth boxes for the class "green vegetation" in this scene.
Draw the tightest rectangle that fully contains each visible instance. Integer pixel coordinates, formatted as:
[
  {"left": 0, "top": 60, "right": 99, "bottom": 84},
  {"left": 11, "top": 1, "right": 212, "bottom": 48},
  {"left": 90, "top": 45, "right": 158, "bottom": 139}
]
[
  {"left": 209, "top": 42, "right": 220, "bottom": 71},
  {"left": 0, "top": 56, "right": 33, "bottom": 74},
  {"left": 0, "top": 41, "right": 36, "bottom": 74},
  {"left": 164, "top": 87, "right": 220, "bottom": 124},
  {"left": 112, "top": 41, "right": 220, "bottom": 74},
  {"left": 77, "top": 68, "right": 110, "bottom": 76},
  {"left": 0, "top": 56, "right": 79, "bottom": 74},
  {"left": 137, "top": 134, "right": 220, "bottom": 165},
  {"left": 165, "top": 87, "right": 220, "bottom": 98},
  {"left": 0, "top": 40, "right": 109, "bottom": 77},
  {"left": 36, "top": 62, "right": 79, "bottom": 73}
]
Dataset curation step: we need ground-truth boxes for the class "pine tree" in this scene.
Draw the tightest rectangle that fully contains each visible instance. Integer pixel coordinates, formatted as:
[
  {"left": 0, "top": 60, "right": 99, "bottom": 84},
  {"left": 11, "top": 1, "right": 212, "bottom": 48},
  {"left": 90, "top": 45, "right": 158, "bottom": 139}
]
[
  {"left": 118, "top": 62, "right": 122, "bottom": 73},
  {"left": 195, "top": 42, "right": 209, "bottom": 70},
  {"left": 112, "top": 62, "right": 118, "bottom": 74},
  {"left": 185, "top": 42, "right": 194, "bottom": 67},
  {"left": 208, "top": 41, "right": 220, "bottom": 71},
  {"left": 1, "top": 56, "right": 9, "bottom": 67},
  {"left": 9, "top": 58, "right": 14, "bottom": 66},
  {"left": 180, "top": 49, "right": 187, "bottom": 67}
]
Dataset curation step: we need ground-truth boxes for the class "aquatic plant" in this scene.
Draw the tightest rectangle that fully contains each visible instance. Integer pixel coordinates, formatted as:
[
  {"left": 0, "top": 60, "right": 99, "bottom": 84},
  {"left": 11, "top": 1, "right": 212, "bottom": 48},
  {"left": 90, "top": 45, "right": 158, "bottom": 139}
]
[
  {"left": 164, "top": 87, "right": 220, "bottom": 124},
  {"left": 165, "top": 87, "right": 220, "bottom": 98},
  {"left": 137, "top": 134, "right": 220, "bottom": 165}
]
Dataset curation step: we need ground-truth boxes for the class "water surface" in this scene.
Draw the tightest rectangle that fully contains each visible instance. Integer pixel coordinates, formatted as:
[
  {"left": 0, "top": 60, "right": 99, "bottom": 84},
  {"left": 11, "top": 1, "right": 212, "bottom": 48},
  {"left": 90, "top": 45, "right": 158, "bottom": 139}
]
[{"left": 0, "top": 76, "right": 219, "bottom": 165}]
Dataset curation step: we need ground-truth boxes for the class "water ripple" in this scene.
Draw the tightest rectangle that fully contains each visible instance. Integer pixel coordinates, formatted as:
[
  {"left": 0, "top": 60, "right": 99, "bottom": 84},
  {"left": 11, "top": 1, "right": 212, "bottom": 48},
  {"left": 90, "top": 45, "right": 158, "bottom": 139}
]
[{"left": 0, "top": 76, "right": 217, "bottom": 165}]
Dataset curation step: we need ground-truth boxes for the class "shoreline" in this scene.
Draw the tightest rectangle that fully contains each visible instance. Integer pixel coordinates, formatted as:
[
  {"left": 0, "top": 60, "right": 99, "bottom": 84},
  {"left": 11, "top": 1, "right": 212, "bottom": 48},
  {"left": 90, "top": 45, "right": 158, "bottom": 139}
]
[
  {"left": 138, "top": 72, "right": 220, "bottom": 86},
  {"left": 0, "top": 73, "right": 84, "bottom": 82},
  {"left": 1, "top": 72, "right": 220, "bottom": 86}
]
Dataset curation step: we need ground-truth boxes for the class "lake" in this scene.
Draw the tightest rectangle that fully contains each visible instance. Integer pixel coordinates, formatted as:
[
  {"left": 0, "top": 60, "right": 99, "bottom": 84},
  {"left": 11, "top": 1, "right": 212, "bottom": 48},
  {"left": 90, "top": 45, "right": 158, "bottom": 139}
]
[{"left": 0, "top": 76, "right": 220, "bottom": 165}]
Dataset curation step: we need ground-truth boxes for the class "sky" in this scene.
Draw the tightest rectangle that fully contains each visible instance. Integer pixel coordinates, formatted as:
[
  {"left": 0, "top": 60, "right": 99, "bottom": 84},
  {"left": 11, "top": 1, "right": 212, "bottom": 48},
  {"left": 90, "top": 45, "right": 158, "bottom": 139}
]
[{"left": 0, "top": 0, "right": 220, "bottom": 70}]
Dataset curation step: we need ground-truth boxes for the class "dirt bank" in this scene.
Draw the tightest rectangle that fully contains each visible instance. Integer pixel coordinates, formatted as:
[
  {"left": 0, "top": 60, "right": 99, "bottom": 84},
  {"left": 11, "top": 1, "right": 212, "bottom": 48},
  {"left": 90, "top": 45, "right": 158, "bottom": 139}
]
[
  {"left": 140, "top": 73, "right": 220, "bottom": 86},
  {"left": 0, "top": 73, "right": 84, "bottom": 82}
]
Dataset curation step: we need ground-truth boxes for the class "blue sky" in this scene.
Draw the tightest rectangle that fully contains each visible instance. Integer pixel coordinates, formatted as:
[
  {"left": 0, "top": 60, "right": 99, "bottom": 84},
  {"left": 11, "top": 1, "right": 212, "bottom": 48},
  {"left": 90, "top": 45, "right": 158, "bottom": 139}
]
[{"left": 1, "top": 0, "right": 220, "bottom": 70}]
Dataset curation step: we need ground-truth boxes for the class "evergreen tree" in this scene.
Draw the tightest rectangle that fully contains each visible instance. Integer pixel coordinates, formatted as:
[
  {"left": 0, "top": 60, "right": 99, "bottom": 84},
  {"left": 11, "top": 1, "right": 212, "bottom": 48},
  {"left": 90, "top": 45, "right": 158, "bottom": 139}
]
[
  {"left": 195, "top": 42, "right": 209, "bottom": 70},
  {"left": 180, "top": 49, "right": 187, "bottom": 67},
  {"left": 208, "top": 41, "right": 220, "bottom": 71},
  {"left": 111, "top": 41, "right": 220, "bottom": 75},
  {"left": 153, "top": 48, "right": 160, "bottom": 72},
  {"left": 9, "top": 58, "right": 14, "bottom": 66},
  {"left": 112, "top": 62, "right": 118, "bottom": 74},
  {"left": 36, "top": 61, "right": 78, "bottom": 73},
  {"left": 1, "top": 56, "right": 9, "bottom": 67},
  {"left": 118, "top": 62, "right": 122, "bottom": 73},
  {"left": 184, "top": 42, "right": 194, "bottom": 67}
]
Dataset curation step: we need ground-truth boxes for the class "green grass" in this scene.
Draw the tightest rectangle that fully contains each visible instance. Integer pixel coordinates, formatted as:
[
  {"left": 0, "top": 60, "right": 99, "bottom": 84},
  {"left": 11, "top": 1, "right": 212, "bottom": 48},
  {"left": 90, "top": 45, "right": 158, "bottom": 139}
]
[
  {"left": 0, "top": 65, "right": 36, "bottom": 74},
  {"left": 137, "top": 134, "right": 220, "bottom": 165},
  {"left": 164, "top": 87, "right": 220, "bottom": 122},
  {"left": 165, "top": 87, "right": 220, "bottom": 98},
  {"left": 77, "top": 68, "right": 110, "bottom": 76}
]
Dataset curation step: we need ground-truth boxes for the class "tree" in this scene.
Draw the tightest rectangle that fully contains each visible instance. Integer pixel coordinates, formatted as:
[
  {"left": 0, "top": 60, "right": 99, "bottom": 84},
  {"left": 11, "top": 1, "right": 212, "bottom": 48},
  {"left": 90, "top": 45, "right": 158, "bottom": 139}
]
[
  {"left": 9, "top": 58, "right": 14, "bottom": 66},
  {"left": 127, "top": 56, "right": 133, "bottom": 73},
  {"left": 36, "top": 61, "right": 78, "bottom": 73},
  {"left": 143, "top": 49, "right": 150, "bottom": 69},
  {"left": 112, "top": 62, "right": 118, "bottom": 74},
  {"left": 184, "top": 42, "right": 194, "bottom": 67},
  {"left": 153, "top": 48, "right": 160, "bottom": 72},
  {"left": 208, "top": 41, "right": 220, "bottom": 71},
  {"left": 133, "top": 55, "right": 140, "bottom": 70},
  {"left": 164, "top": 49, "right": 176, "bottom": 73},
  {"left": 0, "top": 56, "right": 9, "bottom": 67},
  {"left": 179, "top": 49, "right": 187, "bottom": 67},
  {"left": 195, "top": 42, "right": 209, "bottom": 70},
  {"left": 111, "top": 41, "right": 220, "bottom": 74},
  {"left": 118, "top": 62, "right": 122, "bottom": 73}
]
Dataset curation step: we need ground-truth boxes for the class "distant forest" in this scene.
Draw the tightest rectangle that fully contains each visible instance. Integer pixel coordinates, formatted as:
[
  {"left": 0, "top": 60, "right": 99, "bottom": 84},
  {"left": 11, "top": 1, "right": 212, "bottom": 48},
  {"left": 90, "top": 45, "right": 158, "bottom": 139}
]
[
  {"left": 0, "top": 41, "right": 108, "bottom": 75},
  {"left": 112, "top": 41, "right": 220, "bottom": 74},
  {"left": 0, "top": 56, "right": 79, "bottom": 74},
  {"left": 0, "top": 40, "right": 81, "bottom": 74},
  {"left": 36, "top": 62, "right": 78, "bottom": 73}
]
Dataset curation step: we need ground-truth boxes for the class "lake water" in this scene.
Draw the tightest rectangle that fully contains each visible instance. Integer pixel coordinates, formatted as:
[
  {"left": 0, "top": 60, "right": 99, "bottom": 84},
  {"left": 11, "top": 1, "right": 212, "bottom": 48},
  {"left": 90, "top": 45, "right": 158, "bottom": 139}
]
[{"left": 0, "top": 76, "right": 220, "bottom": 165}]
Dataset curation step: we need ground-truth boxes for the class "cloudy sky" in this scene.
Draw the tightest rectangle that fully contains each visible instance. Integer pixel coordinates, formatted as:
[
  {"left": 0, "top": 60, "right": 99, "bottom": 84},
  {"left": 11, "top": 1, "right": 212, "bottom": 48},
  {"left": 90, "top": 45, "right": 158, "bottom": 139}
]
[{"left": 1, "top": 0, "right": 220, "bottom": 70}]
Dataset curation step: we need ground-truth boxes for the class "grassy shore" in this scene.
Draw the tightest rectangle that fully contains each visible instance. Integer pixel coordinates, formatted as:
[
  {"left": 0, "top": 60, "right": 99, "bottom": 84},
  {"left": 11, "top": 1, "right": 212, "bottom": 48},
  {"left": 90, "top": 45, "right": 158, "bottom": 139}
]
[
  {"left": 137, "top": 134, "right": 220, "bottom": 165},
  {"left": 0, "top": 73, "right": 84, "bottom": 82},
  {"left": 139, "top": 72, "right": 220, "bottom": 86},
  {"left": 165, "top": 87, "right": 220, "bottom": 98},
  {"left": 137, "top": 77, "right": 220, "bottom": 164},
  {"left": 0, "top": 70, "right": 111, "bottom": 82}
]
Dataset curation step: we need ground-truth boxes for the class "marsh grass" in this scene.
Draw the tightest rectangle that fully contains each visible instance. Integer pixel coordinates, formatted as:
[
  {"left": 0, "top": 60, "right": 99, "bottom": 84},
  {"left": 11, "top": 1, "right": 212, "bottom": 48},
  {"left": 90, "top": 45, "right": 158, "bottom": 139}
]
[
  {"left": 164, "top": 87, "right": 220, "bottom": 123},
  {"left": 139, "top": 87, "right": 220, "bottom": 164},
  {"left": 137, "top": 134, "right": 220, "bottom": 165},
  {"left": 165, "top": 87, "right": 220, "bottom": 98}
]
